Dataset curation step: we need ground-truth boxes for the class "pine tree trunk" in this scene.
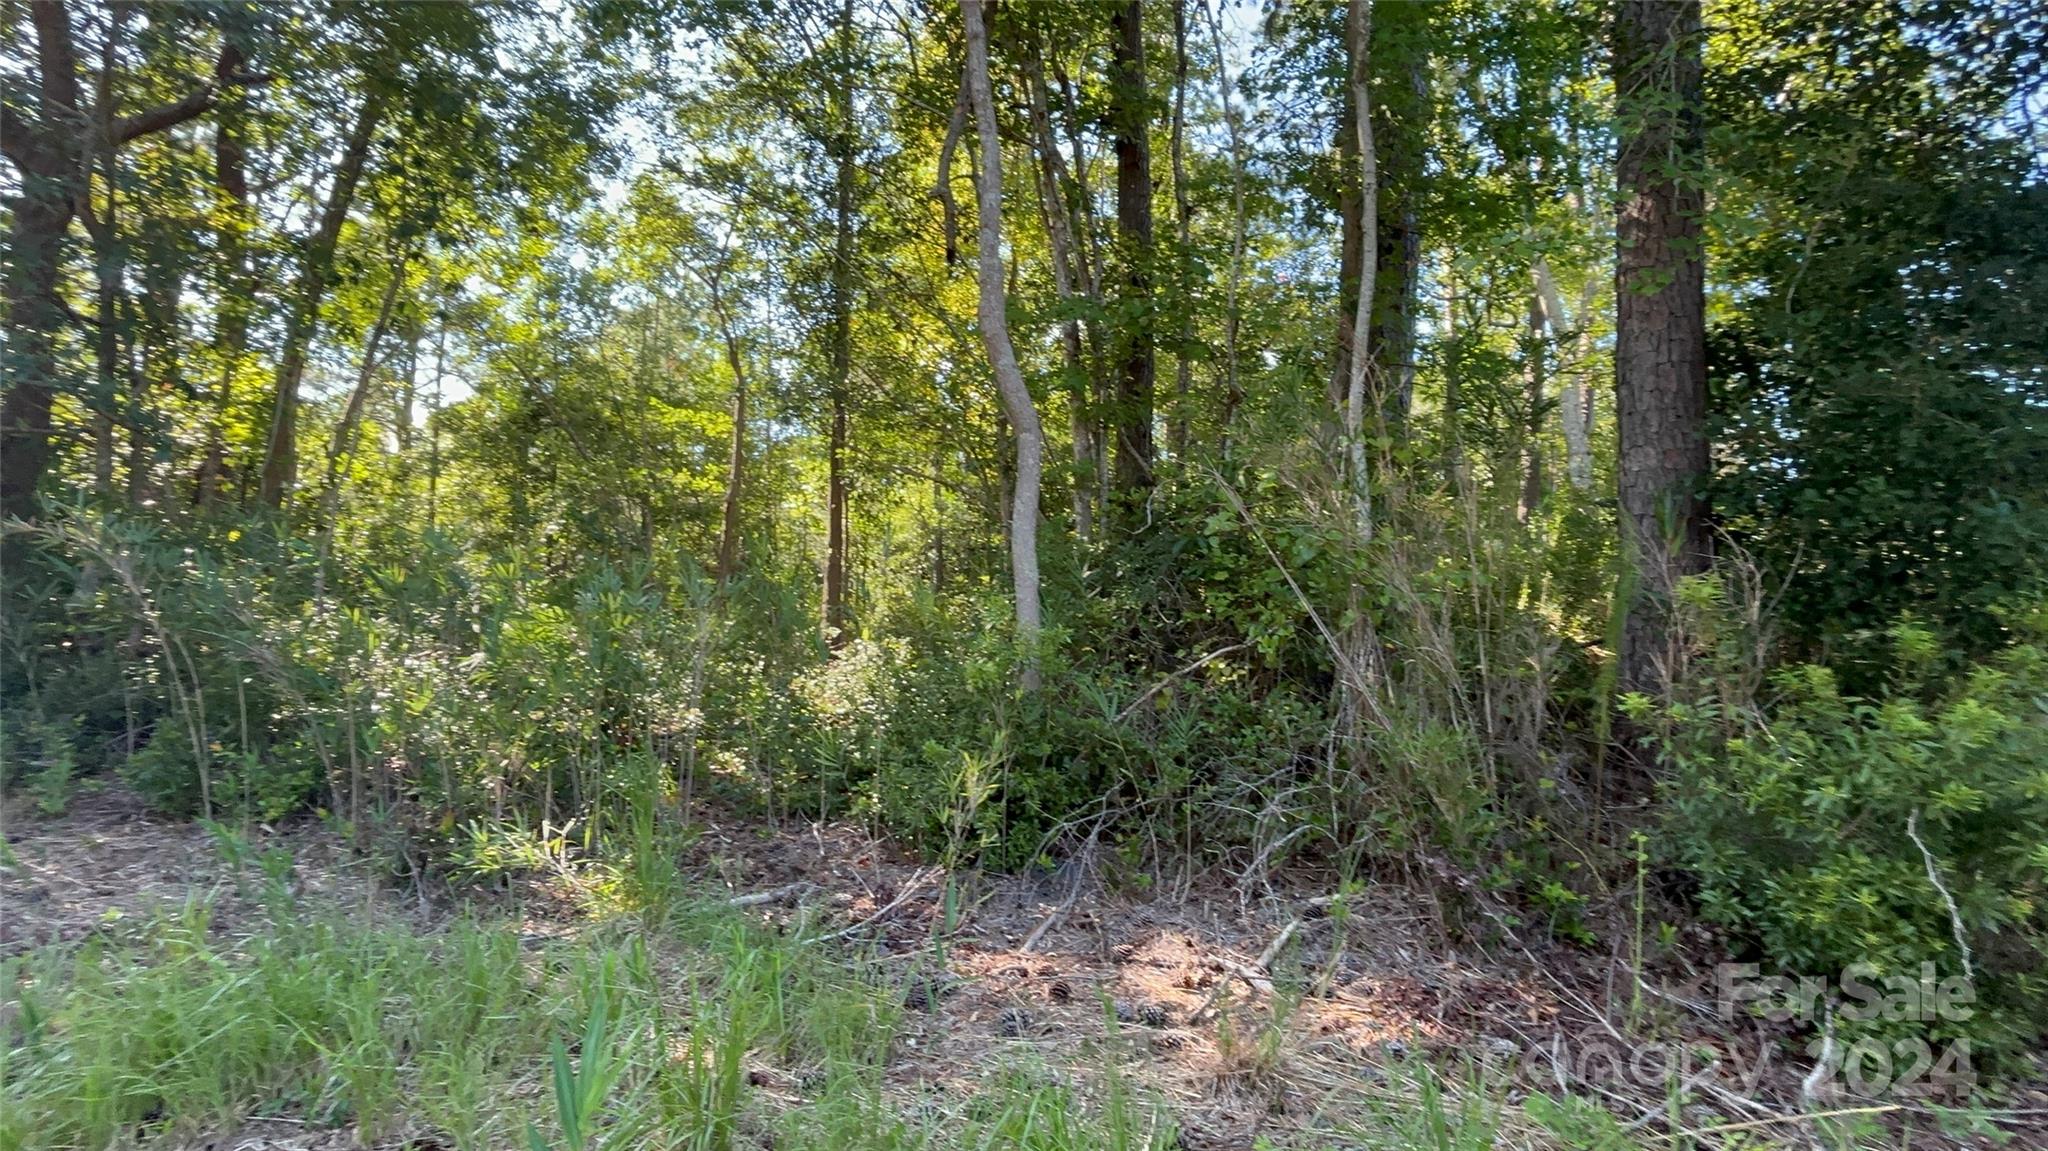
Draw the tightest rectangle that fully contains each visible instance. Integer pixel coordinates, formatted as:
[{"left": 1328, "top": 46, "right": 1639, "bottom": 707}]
[
  {"left": 1168, "top": 0, "right": 1194, "bottom": 460},
  {"left": 1614, "top": 0, "right": 1709, "bottom": 694}
]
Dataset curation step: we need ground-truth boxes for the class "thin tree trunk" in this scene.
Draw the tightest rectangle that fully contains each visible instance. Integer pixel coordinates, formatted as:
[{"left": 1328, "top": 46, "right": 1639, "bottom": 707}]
[
  {"left": 197, "top": 97, "right": 254, "bottom": 508},
  {"left": 1206, "top": 0, "right": 1248, "bottom": 456},
  {"left": 1519, "top": 295, "right": 1547, "bottom": 524},
  {"left": 319, "top": 252, "right": 408, "bottom": 517},
  {"left": 822, "top": 0, "right": 857, "bottom": 646},
  {"left": 1534, "top": 259, "right": 1595, "bottom": 490},
  {"left": 1614, "top": 0, "right": 1709, "bottom": 694},
  {"left": 130, "top": 223, "right": 182, "bottom": 508},
  {"left": 427, "top": 303, "right": 446, "bottom": 533},
  {"left": 258, "top": 89, "right": 383, "bottom": 509},
  {"left": 1025, "top": 41, "right": 1094, "bottom": 540},
  {"left": 87, "top": 6, "right": 128, "bottom": 500},
  {"left": 964, "top": 0, "right": 1045, "bottom": 692},
  {"left": 1336, "top": 0, "right": 1384, "bottom": 763},
  {"left": 706, "top": 262, "right": 749, "bottom": 588},
  {"left": 1110, "top": 0, "right": 1156, "bottom": 500},
  {"left": 1168, "top": 0, "right": 1194, "bottom": 460},
  {"left": 1051, "top": 58, "right": 1113, "bottom": 510},
  {"left": 313, "top": 250, "right": 407, "bottom": 603},
  {"left": 1342, "top": 0, "right": 1377, "bottom": 504}
]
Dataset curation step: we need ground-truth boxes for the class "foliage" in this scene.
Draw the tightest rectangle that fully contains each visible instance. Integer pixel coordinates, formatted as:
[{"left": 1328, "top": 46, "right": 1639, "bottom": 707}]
[
  {"left": 1640, "top": 591, "right": 2048, "bottom": 1051},
  {"left": 4, "top": 0, "right": 2047, "bottom": 1098},
  {"left": 1707, "top": 0, "right": 2048, "bottom": 668}
]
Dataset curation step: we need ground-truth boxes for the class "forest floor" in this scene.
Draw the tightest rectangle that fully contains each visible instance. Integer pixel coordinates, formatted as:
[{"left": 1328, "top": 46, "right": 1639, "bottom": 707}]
[{"left": 3, "top": 789, "right": 2042, "bottom": 1151}]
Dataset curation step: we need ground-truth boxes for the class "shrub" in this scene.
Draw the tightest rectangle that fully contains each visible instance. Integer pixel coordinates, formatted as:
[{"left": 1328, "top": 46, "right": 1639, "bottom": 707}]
[{"left": 1641, "top": 604, "right": 2048, "bottom": 1052}]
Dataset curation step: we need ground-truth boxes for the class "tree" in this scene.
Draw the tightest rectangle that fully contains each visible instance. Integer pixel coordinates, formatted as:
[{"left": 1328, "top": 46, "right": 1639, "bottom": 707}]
[
  {"left": 257, "top": 88, "right": 384, "bottom": 509},
  {"left": 1109, "top": 0, "right": 1155, "bottom": 502},
  {"left": 0, "top": 0, "right": 258, "bottom": 525},
  {"left": 962, "top": 0, "right": 1044, "bottom": 691},
  {"left": 1613, "top": 0, "right": 1708, "bottom": 694},
  {"left": 1709, "top": 0, "right": 2048, "bottom": 663}
]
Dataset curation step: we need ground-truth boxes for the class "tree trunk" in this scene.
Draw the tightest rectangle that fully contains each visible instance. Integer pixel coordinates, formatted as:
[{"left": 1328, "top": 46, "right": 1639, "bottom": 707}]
[
  {"left": 319, "top": 251, "right": 408, "bottom": 519},
  {"left": 1519, "top": 295, "right": 1547, "bottom": 524},
  {"left": 1051, "top": 59, "right": 1112, "bottom": 511},
  {"left": 1342, "top": 0, "right": 1377, "bottom": 497},
  {"left": 964, "top": 0, "right": 1046, "bottom": 691},
  {"left": 258, "top": 89, "right": 383, "bottom": 509},
  {"left": 1335, "top": 0, "right": 1385, "bottom": 762},
  {"left": 196, "top": 98, "right": 255, "bottom": 508},
  {"left": 1614, "top": 0, "right": 1709, "bottom": 694},
  {"left": 1, "top": 2, "right": 252, "bottom": 525},
  {"left": 1168, "top": 0, "right": 1194, "bottom": 461},
  {"left": 1369, "top": 58, "right": 1422, "bottom": 435},
  {"left": 313, "top": 250, "right": 407, "bottom": 604},
  {"left": 0, "top": 188, "right": 74, "bottom": 526},
  {"left": 822, "top": 0, "right": 857, "bottom": 646},
  {"left": 0, "top": 2, "right": 87, "bottom": 526},
  {"left": 87, "top": 6, "right": 127, "bottom": 500},
  {"left": 1327, "top": 49, "right": 1363, "bottom": 431},
  {"left": 1025, "top": 40, "right": 1095, "bottom": 540},
  {"left": 1206, "top": 0, "right": 1248, "bottom": 456},
  {"left": 707, "top": 265, "right": 748, "bottom": 588},
  {"left": 1110, "top": 0, "right": 1155, "bottom": 499},
  {"left": 1534, "top": 258, "right": 1595, "bottom": 490}
]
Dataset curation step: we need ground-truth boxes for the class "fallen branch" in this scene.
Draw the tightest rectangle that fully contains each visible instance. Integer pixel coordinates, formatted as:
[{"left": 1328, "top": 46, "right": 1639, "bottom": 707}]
[
  {"left": 728, "top": 881, "right": 813, "bottom": 908},
  {"left": 1020, "top": 829, "right": 1101, "bottom": 954},
  {"left": 1253, "top": 919, "right": 1301, "bottom": 971},
  {"left": 808, "top": 867, "right": 939, "bottom": 945}
]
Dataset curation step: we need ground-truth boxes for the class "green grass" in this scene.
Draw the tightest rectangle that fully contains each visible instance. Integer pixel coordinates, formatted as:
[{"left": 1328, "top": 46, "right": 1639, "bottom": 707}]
[
  {"left": 0, "top": 868, "right": 1177, "bottom": 1151},
  {"left": 3, "top": 832, "right": 2027, "bottom": 1151}
]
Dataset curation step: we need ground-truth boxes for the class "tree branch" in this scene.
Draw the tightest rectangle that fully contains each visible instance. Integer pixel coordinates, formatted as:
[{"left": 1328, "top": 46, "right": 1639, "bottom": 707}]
[
  {"left": 0, "top": 103, "right": 59, "bottom": 175},
  {"left": 114, "top": 44, "right": 257, "bottom": 145}
]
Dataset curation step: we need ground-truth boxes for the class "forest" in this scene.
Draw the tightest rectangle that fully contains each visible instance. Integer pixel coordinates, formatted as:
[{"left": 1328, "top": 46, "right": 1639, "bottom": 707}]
[{"left": 2, "top": 0, "right": 2046, "bottom": 1148}]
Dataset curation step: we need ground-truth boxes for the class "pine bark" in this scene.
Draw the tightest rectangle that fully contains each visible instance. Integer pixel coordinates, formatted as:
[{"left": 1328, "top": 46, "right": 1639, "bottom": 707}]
[{"left": 1614, "top": 0, "right": 1710, "bottom": 693}]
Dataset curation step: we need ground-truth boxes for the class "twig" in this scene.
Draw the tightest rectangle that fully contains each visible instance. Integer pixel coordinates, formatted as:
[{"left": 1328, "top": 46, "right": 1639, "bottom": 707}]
[
  {"left": 1658, "top": 1105, "right": 1901, "bottom": 1143},
  {"left": 1113, "top": 643, "right": 1249, "bottom": 722},
  {"left": 1020, "top": 838, "right": 1095, "bottom": 954},
  {"left": 1254, "top": 919, "right": 1301, "bottom": 971},
  {"left": 728, "top": 881, "right": 812, "bottom": 908},
  {"left": 1191, "top": 915, "right": 1306, "bottom": 1023},
  {"left": 1906, "top": 808, "right": 1975, "bottom": 979},
  {"left": 807, "top": 867, "right": 938, "bottom": 945}
]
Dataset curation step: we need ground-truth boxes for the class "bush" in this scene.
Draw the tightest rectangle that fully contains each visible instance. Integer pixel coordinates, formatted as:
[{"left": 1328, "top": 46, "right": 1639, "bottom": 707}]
[{"left": 1641, "top": 604, "right": 2048, "bottom": 1052}]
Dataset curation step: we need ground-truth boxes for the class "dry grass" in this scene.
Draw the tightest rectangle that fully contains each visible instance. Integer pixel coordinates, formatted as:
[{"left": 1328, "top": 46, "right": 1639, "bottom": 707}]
[{"left": 5, "top": 793, "right": 2044, "bottom": 1150}]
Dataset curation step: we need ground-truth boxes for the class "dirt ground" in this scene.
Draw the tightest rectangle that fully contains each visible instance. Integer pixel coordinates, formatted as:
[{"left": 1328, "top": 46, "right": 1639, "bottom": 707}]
[{"left": 5, "top": 789, "right": 2043, "bottom": 1150}]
